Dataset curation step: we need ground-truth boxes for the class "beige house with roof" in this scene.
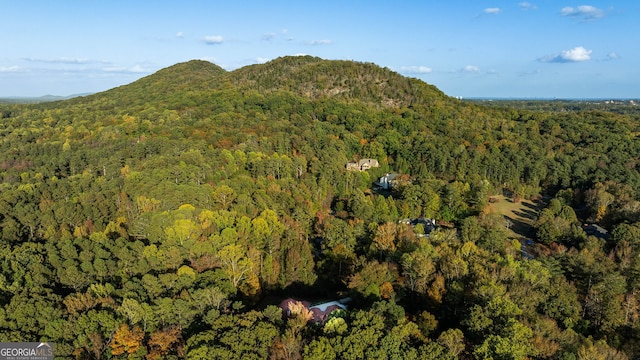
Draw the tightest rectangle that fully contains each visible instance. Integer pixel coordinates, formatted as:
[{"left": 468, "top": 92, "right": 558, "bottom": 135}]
[{"left": 346, "top": 158, "right": 379, "bottom": 171}]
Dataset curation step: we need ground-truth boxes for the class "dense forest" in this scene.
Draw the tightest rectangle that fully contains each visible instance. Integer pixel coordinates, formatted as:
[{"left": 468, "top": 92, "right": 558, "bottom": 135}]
[{"left": 1, "top": 56, "right": 640, "bottom": 359}]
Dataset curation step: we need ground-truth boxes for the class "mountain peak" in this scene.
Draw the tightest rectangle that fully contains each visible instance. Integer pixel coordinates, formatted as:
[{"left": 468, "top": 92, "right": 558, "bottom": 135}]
[
  {"left": 123, "top": 59, "right": 226, "bottom": 93},
  {"left": 157, "top": 59, "right": 226, "bottom": 77},
  {"left": 72, "top": 60, "right": 227, "bottom": 108},
  {"left": 229, "top": 56, "right": 447, "bottom": 107}
]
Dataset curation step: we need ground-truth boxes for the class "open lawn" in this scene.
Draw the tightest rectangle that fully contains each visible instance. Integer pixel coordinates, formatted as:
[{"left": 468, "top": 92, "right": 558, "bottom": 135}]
[{"left": 487, "top": 195, "right": 542, "bottom": 239}]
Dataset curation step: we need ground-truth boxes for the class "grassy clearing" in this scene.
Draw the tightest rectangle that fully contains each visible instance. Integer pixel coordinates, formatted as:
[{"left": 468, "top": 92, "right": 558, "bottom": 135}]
[{"left": 487, "top": 195, "right": 541, "bottom": 239}]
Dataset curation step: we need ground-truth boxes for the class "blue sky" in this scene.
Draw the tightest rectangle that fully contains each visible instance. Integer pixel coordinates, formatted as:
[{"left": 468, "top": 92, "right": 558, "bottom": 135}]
[{"left": 1, "top": 1, "right": 638, "bottom": 98}]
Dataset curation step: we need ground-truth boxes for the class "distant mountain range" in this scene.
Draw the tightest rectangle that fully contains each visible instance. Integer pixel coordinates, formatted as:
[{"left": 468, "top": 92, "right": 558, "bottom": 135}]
[{"left": 0, "top": 93, "right": 92, "bottom": 104}]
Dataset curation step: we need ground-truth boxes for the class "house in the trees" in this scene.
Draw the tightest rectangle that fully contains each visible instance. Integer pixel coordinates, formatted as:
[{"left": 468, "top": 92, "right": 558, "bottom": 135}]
[
  {"left": 308, "top": 300, "right": 349, "bottom": 324},
  {"left": 399, "top": 218, "right": 437, "bottom": 237},
  {"left": 583, "top": 224, "right": 609, "bottom": 239},
  {"left": 375, "top": 173, "right": 399, "bottom": 190},
  {"left": 346, "top": 158, "right": 379, "bottom": 171},
  {"left": 279, "top": 297, "right": 350, "bottom": 324}
]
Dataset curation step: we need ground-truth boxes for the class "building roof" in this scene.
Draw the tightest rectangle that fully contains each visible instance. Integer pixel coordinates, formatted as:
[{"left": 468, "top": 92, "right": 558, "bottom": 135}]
[
  {"left": 346, "top": 158, "right": 379, "bottom": 171},
  {"left": 278, "top": 297, "right": 350, "bottom": 324},
  {"left": 583, "top": 224, "right": 609, "bottom": 239}
]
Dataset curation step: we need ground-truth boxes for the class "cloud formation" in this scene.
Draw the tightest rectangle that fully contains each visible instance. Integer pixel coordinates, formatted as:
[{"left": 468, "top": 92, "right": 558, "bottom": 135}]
[
  {"left": 399, "top": 66, "right": 433, "bottom": 74},
  {"left": 203, "top": 35, "right": 224, "bottom": 45},
  {"left": 307, "top": 39, "right": 332, "bottom": 45},
  {"left": 519, "top": 2, "right": 537, "bottom": 10},
  {"left": 605, "top": 52, "right": 620, "bottom": 61},
  {"left": 22, "top": 57, "right": 95, "bottom": 64},
  {"left": 262, "top": 29, "right": 291, "bottom": 42},
  {"left": 539, "top": 46, "right": 592, "bottom": 63},
  {"left": 463, "top": 65, "right": 480, "bottom": 72},
  {"left": 0, "top": 66, "right": 21, "bottom": 73},
  {"left": 102, "top": 64, "right": 152, "bottom": 74},
  {"left": 518, "top": 69, "right": 542, "bottom": 76},
  {"left": 560, "top": 5, "right": 604, "bottom": 20},
  {"left": 484, "top": 8, "right": 501, "bottom": 14},
  {"left": 176, "top": 32, "right": 184, "bottom": 38}
]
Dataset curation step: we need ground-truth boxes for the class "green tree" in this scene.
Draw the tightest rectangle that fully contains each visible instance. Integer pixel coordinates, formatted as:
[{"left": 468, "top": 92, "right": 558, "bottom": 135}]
[
  {"left": 212, "top": 185, "right": 237, "bottom": 210},
  {"left": 437, "top": 328, "right": 466, "bottom": 357},
  {"left": 217, "top": 244, "right": 253, "bottom": 290},
  {"left": 474, "top": 320, "right": 536, "bottom": 360}
]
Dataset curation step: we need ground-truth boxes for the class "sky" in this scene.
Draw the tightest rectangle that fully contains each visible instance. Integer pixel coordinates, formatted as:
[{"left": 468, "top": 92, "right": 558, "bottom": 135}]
[{"left": 1, "top": 1, "right": 638, "bottom": 99}]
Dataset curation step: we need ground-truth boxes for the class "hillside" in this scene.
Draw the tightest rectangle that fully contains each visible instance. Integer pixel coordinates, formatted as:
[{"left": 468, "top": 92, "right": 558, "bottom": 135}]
[
  {"left": 1, "top": 57, "right": 640, "bottom": 358},
  {"left": 58, "top": 60, "right": 228, "bottom": 111},
  {"left": 41, "top": 56, "right": 456, "bottom": 121},
  {"left": 229, "top": 56, "right": 448, "bottom": 108}
]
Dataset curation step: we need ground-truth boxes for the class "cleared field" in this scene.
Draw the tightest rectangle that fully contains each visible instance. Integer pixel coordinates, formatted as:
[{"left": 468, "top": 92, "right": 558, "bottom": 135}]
[{"left": 487, "top": 195, "right": 541, "bottom": 238}]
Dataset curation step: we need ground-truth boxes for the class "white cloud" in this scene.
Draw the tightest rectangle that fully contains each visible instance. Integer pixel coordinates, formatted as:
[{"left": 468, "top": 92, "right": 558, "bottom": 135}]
[
  {"left": 23, "top": 57, "right": 94, "bottom": 64},
  {"left": 518, "top": 69, "right": 542, "bottom": 76},
  {"left": 307, "top": 39, "right": 332, "bottom": 45},
  {"left": 102, "top": 64, "right": 152, "bottom": 73},
  {"left": 176, "top": 32, "right": 184, "bottom": 38},
  {"left": 560, "top": 5, "right": 604, "bottom": 20},
  {"left": 519, "top": 2, "right": 537, "bottom": 10},
  {"left": 560, "top": 46, "right": 592, "bottom": 61},
  {"left": 256, "top": 57, "right": 270, "bottom": 64},
  {"left": 605, "top": 52, "right": 620, "bottom": 60},
  {"left": 0, "top": 66, "right": 21, "bottom": 73},
  {"left": 463, "top": 65, "right": 480, "bottom": 72},
  {"left": 203, "top": 35, "right": 224, "bottom": 45},
  {"left": 539, "top": 46, "right": 592, "bottom": 63},
  {"left": 484, "top": 7, "right": 501, "bottom": 14},
  {"left": 263, "top": 29, "right": 292, "bottom": 41},
  {"left": 128, "top": 65, "right": 151, "bottom": 73},
  {"left": 399, "top": 66, "right": 433, "bottom": 74}
]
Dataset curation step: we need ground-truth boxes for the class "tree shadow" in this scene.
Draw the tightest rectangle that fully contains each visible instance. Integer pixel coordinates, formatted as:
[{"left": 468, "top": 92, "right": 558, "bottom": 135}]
[
  {"left": 504, "top": 215, "right": 536, "bottom": 238},
  {"left": 513, "top": 208, "right": 538, "bottom": 221},
  {"left": 521, "top": 201, "right": 541, "bottom": 211}
]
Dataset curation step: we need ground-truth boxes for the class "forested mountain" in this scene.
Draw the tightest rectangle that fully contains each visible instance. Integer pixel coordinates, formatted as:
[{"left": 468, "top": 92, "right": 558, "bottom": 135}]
[{"left": 1, "top": 56, "right": 640, "bottom": 359}]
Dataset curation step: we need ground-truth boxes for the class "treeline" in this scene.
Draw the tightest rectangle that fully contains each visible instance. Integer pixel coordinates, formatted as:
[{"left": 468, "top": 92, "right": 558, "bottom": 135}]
[
  {"left": 1, "top": 57, "right": 640, "bottom": 358},
  {"left": 469, "top": 98, "right": 640, "bottom": 116}
]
